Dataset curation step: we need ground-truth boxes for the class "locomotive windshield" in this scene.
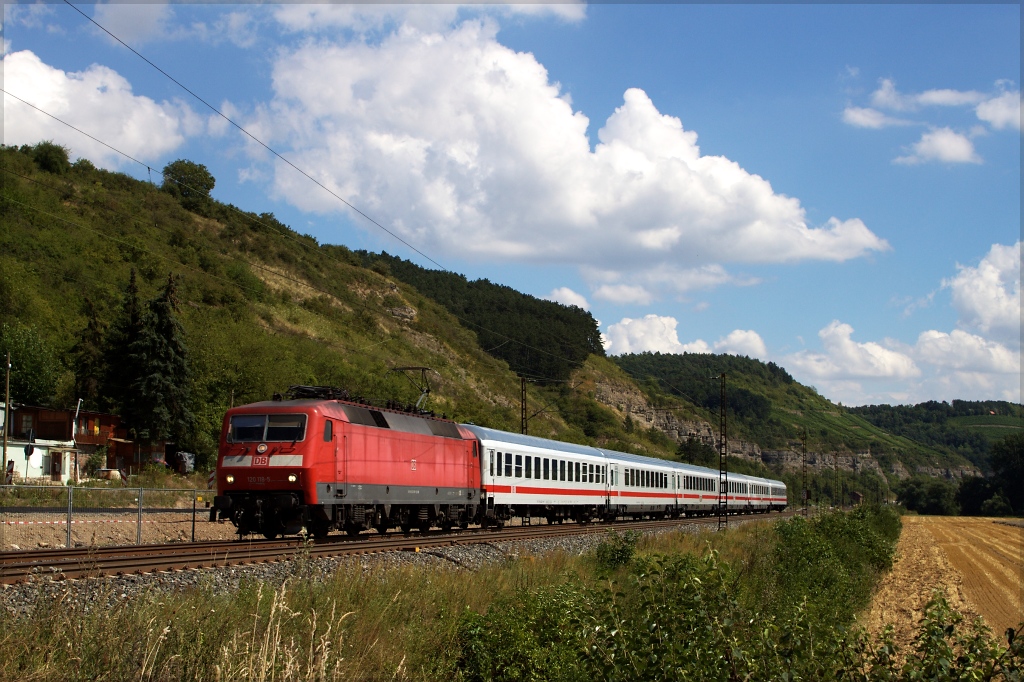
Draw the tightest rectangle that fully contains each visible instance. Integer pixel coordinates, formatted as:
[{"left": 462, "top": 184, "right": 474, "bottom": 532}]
[{"left": 228, "top": 414, "right": 307, "bottom": 442}]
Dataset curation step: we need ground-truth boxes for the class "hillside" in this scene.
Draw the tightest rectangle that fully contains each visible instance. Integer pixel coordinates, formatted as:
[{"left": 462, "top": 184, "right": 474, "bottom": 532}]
[
  {"left": 611, "top": 352, "right": 986, "bottom": 475},
  {"left": 0, "top": 143, "right": 671, "bottom": 466},
  {"left": 2, "top": 142, "right": 1009, "bottom": 489}
]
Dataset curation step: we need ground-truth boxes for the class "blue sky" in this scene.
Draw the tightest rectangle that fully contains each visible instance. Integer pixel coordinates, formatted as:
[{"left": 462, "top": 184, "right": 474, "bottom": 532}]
[{"left": 3, "top": 2, "right": 1020, "bottom": 406}]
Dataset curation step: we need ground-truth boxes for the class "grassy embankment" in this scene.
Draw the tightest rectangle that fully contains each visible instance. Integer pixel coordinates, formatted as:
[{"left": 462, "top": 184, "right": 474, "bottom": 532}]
[{"left": 2, "top": 507, "right": 1019, "bottom": 681}]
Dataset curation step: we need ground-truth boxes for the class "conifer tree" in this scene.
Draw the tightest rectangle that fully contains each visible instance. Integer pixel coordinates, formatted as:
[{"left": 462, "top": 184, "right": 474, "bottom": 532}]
[
  {"left": 102, "top": 269, "right": 144, "bottom": 415},
  {"left": 121, "top": 274, "right": 194, "bottom": 443},
  {"left": 71, "top": 298, "right": 107, "bottom": 411}
]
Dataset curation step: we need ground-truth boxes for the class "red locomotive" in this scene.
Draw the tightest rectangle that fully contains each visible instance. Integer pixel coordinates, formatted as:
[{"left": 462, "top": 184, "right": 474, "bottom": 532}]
[{"left": 212, "top": 387, "right": 480, "bottom": 538}]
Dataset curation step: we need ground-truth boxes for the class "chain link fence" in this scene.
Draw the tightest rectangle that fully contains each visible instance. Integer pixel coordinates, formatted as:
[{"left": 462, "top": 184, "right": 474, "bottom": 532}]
[{"left": 0, "top": 485, "right": 224, "bottom": 549}]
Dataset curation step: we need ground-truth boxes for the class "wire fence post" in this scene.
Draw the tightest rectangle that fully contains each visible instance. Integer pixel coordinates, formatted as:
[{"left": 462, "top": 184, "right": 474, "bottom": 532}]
[
  {"left": 137, "top": 486, "right": 144, "bottom": 545},
  {"left": 66, "top": 485, "right": 73, "bottom": 548},
  {"left": 191, "top": 489, "right": 197, "bottom": 543}
]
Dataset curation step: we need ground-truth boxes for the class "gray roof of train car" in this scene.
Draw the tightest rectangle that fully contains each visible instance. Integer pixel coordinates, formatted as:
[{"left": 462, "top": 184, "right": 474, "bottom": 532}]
[
  {"left": 459, "top": 424, "right": 599, "bottom": 457},
  {"left": 460, "top": 424, "right": 785, "bottom": 488}
]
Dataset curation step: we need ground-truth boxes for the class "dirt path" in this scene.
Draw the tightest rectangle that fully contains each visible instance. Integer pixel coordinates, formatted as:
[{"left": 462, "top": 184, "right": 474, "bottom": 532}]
[{"left": 865, "top": 516, "right": 1023, "bottom": 649}]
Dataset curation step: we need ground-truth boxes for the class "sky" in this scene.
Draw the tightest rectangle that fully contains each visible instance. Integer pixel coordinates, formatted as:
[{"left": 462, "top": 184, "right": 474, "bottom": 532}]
[{"left": 2, "top": 2, "right": 1020, "bottom": 407}]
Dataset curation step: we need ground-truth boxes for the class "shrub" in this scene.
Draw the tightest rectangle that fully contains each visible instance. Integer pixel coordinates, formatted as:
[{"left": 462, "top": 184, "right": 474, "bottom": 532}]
[
  {"left": 594, "top": 530, "right": 640, "bottom": 572},
  {"left": 31, "top": 141, "right": 71, "bottom": 174}
]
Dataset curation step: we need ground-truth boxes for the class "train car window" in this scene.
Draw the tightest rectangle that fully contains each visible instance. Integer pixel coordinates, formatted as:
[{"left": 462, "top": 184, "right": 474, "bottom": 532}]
[
  {"left": 589, "top": 464, "right": 594, "bottom": 483},
  {"left": 323, "top": 419, "right": 333, "bottom": 442},
  {"left": 602, "top": 465, "right": 606, "bottom": 484},
  {"left": 574, "top": 462, "right": 580, "bottom": 482},
  {"left": 560, "top": 460, "right": 566, "bottom": 481},
  {"left": 229, "top": 414, "right": 266, "bottom": 442},
  {"left": 525, "top": 457, "right": 532, "bottom": 479},
  {"left": 505, "top": 453, "right": 512, "bottom": 478},
  {"left": 543, "top": 458, "right": 549, "bottom": 480},
  {"left": 489, "top": 451, "right": 495, "bottom": 477},
  {"left": 515, "top": 455, "right": 522, "bottom": 478},
  {"left": 266, "top": 414, "right": 307, "bottom": 441}
]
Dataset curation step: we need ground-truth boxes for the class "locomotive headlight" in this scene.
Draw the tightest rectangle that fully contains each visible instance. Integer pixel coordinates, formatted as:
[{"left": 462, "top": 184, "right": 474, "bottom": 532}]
[
  {"left": 225, "top": 474, "right": 235, "bottom": 484},
  {"left": 287, "top": 473, "right": 298, "bottom": 483}
]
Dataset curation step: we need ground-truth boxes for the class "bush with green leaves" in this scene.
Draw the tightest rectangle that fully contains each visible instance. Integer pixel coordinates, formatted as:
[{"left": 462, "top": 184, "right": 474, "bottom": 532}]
[
  {"left": 594, "top": 530, "right": 641, "bottom": 572},
  {"left": 457, "top": 507, "right": 1021, "bottom": 681}
]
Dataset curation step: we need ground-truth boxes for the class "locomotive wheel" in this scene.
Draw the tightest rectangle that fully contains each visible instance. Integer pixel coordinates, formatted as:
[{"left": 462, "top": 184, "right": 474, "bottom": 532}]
[
  {"left": 418, "top": 521, "right": 431, "bottom": 534},
  {"left": 401, "top": 523, "right": 413, "bottom": 535}
]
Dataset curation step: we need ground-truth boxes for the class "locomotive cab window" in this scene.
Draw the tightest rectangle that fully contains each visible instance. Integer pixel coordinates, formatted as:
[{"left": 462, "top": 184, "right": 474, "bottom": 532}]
[
  {"left": 323, "top": 419, "right": 333, "bottom": 442},
  {"left": 229, "top": 414, "right": 307, "bottom": 442}
]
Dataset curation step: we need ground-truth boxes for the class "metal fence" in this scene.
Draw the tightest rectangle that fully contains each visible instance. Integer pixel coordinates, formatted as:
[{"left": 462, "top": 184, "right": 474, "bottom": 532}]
[{"left": 0, "top": 485, "right": 218, "bottom": 550}]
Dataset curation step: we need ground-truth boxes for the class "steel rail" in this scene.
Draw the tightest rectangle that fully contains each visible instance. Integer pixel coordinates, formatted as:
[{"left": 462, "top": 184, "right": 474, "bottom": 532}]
[{"left": 1, "top": 511, "right": 794, "bottom": 583}]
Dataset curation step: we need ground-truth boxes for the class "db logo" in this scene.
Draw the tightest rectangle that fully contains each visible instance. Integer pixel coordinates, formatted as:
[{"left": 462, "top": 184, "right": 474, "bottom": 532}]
[{"left": 252, "top": 456, "right": 270, "bottom": 466}]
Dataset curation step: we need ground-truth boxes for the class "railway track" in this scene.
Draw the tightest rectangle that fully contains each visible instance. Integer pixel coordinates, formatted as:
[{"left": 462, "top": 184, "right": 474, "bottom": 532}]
[{"left": 0, "top": 511, "right": 795, "bottom": 584}]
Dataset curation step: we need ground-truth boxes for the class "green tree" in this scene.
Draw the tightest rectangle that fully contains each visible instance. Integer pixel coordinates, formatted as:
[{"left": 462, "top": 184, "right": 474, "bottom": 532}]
[
  {"left": 31, "top": 141, "right": 71, "bottom": 175},
  {"left": 71, "top": 298, "right": 107, "bottom": 411},
  {"left": 894, "top": 475, "right": 958, "bottom": 515},
  {"left": 0, "top": 322, "right": 60, "bottom": 406},
  {"left": 988, "top": 432, "right": 1023, "bottom": 513},
  {"left": 676, "top": 435, "right": 717, "bottom": 467},
  {"left": 121, "top": 274, "right": 194, "bottom": 444},
  {"left": 102, "top": 270, "right": 144, "bottom": 414},
  {"left": 161, "top": 159, "right": 215, "bottom": 213}
]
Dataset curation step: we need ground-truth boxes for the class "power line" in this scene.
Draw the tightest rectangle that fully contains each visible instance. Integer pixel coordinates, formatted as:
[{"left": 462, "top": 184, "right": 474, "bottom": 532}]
[
  {"left": 4, "top": 86, "right": 595, "bottom": 377},
  {"left": 60, "top": 0, "right": 447, "bottom": 273}
]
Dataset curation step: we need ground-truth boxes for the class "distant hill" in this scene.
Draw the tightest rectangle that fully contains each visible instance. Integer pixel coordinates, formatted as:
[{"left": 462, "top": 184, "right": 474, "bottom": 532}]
[
  {"left": 611, "top": 352, "right": 983, "bottom": 473},
  {"left": 848, "top": 401, "right": 1023, "bottom": 472},
  {"left": 354, "top": 251, "right": 603, "bottom": 383}
]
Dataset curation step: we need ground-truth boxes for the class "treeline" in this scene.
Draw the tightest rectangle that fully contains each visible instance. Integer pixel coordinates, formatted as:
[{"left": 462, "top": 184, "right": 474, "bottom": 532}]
[
  {"left": 849, "top": 400, "right": 1022, "bottom": 470},
  {"left": 614, "top": 351, "right": 797, "bottom": 447},
  {"left": 356, "top": 251, "right": 604, "bottom": 382},
  {"left": 895, "top": 433, "right": 1023, "bottom": 516}
]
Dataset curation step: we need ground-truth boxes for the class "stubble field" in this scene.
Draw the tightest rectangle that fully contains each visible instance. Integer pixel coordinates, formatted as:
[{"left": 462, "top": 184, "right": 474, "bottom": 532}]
[{"left": 867, "top": 515, "right": 1023, "bottom": 647}]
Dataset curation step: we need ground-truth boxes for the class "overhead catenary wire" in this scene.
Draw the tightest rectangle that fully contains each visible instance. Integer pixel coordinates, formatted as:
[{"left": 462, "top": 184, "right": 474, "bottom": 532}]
[
  {"left": 2, "top": 88, "right": 592, "bottom": 378},
  {"left": 59, "top": 0, "right": 447, "bottom": 274},
  {"left": 1, "top": 166, "right": 573, "bottom": 421}
]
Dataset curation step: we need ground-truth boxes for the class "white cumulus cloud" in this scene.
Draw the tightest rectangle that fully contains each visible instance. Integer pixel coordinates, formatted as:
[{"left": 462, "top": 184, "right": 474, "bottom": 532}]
[
  {"left": 1, "top": 50, "right": 199, "bottom": 168},
  {"left": 894, "top": 127, "right": 981, "bottom": 165},
  {"left": 246, "top": 20, "right": 886, "bottom": 302},
  {"left": 785, "top": 321, "right": 920, "bottom": 381},
  {"left": 714, "top": 329, "right": 767, "bottom": 358},
  {"left": 603, "top": 315, "right": 765, "bottom": 359},
  {"left": 545, "top": 287, "right": 589, "bottom": 310},
  {"left": 943, "top": 241, "right": 1021, "bottom": 344},
  {"left": 913, "top": 329, "right": 1019, "bottom": 374},
  {"left": 871, "top": 78, "right": 985, "bottom": 112},
  {"left": 976, "top": 90, "right": 1022, "bottom": 131},
  {"left": 841, "top": 106, "right": 912, "bottom": 129}
]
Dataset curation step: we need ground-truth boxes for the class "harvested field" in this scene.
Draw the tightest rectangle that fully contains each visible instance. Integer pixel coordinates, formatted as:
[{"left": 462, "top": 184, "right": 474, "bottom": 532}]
[
  {"left": 865, "top": 516, "right": 1022, "bottom": 648},
  {"left": 920, "top": 516, "right": 1023, "bottom": 634}
]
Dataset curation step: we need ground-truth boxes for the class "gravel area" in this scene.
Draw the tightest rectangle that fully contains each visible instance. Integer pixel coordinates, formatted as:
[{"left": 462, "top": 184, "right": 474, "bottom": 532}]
[{"left": 2, "top": 517, "right": 768, "bottom": 617}]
